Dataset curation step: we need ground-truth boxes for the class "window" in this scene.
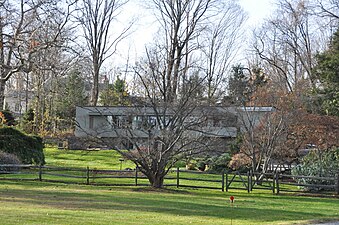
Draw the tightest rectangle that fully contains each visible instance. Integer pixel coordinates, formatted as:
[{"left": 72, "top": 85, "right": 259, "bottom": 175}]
[
  {"left": 89, "top": 116, "right": 94, "bottom": 129},
  {"left": 148, "top": 116, "right": 157, "bottom": 127},
  {"left": 89, "top": 115, "right": 107, "bottom": 129},
  {"left": 132, "top": 116, "right": 143, "bottom": 129},
  {"left": 14, "top": 103, "right": 20, "bottom": 112}
]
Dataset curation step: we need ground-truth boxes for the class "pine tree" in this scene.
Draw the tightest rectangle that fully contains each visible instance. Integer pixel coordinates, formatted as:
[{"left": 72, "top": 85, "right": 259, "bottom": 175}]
[
  {"left": 99, "top": 77, "right": 130, "bottom": 106},
  {"left": 314, "top": 28, "right": 339, "bottom": 116},
  {"left": 56, "top": 69, "right": 87, "bottom": 121}
]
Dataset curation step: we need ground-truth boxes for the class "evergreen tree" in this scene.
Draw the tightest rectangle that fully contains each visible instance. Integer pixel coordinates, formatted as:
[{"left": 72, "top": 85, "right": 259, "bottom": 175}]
[
  {"left": 56, "top": 69, "right": 87, "bottom": 121},
  {"left": 227, "top": 65, "right": 267, "bottom": 105},
  {"left": 99, "top": 77, "right": 130, "bottom": 106},
  {"left": 313, "top": 28, "right": 339, "bottom": 116},
  {"left": 228, "top": 65, "right": 248, "bottom": 105}
]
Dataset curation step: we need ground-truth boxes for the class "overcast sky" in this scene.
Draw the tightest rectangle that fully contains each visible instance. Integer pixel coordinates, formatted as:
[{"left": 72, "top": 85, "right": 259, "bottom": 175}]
[
  {"left": 239, "top": 0, "right": 275, "bottom": 26},
  {"left": 108, "top": 0, "right": 276, "bottom": 78}
]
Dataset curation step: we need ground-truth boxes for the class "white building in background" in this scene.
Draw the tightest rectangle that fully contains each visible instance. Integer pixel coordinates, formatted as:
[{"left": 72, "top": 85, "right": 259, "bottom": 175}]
[
  {"left": 3, "top": 89, "right": 32, "bottom": 116},
  {"left": 74, "top": 106, "right": 273, "bottom": 150}
]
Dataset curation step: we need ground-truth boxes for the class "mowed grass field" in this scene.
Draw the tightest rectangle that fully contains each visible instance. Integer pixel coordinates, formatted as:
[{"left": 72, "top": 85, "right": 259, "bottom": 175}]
[{"left": 0, "top": 147, "right": 338, "bottom": 225}]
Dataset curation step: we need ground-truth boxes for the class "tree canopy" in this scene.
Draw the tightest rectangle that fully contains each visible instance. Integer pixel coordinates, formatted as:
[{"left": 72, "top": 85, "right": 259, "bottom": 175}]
[
  {"left": 313, "top": 28, "right": 339, "bottom": 116},
  {"left": 99, "top": 77, "right": 130, "bottom": 106}
]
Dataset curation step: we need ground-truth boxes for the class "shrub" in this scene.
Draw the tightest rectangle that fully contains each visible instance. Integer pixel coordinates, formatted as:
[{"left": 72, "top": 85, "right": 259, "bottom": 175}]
[
  {"left": 228, "top": 153, "right": 251, "bottom": 172},
  {"left": 174, "top": 160, "right": 186, "bottom": 168},
  {"left": 0, "top": 151, "right": 21, "bottom": 172},
  {"left": 292, "top": 148, "right": 339, "bottom": 191},
  {"left": 185, "top": 162, "right": 196, "bottom": 170},
  {"left": 0, "top": 110, "right": 16, "bottom": 126},
  {"left": 207, "top": 153, "right": 232, "bottom": 173},
  {"left": 0, "top": 127, "right": 45, "bottom": 165},
  {"left": 196, "top": 161, "right": 206, "bottom": 171}
]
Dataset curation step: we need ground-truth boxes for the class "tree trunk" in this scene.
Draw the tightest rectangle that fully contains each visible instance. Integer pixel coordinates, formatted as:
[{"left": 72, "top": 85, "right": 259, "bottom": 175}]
[
  {"left": 0, "top": 79, "right": 6, "bottom": 110},
  {"left": 149, "top": 174, "right": 165, "bottom": 188},
  {"left": 90, "top": 63, "right": 99, "bottom": 106}
]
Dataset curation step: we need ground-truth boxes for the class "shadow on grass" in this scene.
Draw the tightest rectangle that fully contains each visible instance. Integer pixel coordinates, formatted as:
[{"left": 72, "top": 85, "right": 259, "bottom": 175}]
[{"left": 1, "top": 181, "right": 338, "bottom": 224}]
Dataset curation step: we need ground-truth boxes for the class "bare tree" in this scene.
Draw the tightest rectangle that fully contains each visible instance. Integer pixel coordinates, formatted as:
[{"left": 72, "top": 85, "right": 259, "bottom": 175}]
[
  {"left": 82, "top": 0, "right": 238, "bottom": 188},
  {"left": 0, "top": 0, "right": 72, "bottom": 110},
  {"left": 200, "top": 1, "right": 247, "bottom": 104},
  {"left": 238, "top": 107, "right": 287, "bottom": 176},
  {"left": 252, "top": 0, "right": 320, "bottom": 92},
  {"left": 148, "top": 0, "right": 220, "bottom": 102},
  {"left": 230, "top": 83, "right": 301, "bottom": 179},
  {"left": 315, "top": 0, "right": 339, "bottom": 20},
  {"left": 75, "top": 0, "right": 132, "bottom": 106}
]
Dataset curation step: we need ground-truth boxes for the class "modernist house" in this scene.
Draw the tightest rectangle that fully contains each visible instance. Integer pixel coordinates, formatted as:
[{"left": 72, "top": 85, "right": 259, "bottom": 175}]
[{"left": 74, "top": 106, "right": 273, "bottom": 150}]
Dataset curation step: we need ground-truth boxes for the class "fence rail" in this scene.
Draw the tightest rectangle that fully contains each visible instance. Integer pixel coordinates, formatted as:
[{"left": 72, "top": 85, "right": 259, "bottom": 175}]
[{"left": 0, "top": 165, "right": 338, "bottom": 195}]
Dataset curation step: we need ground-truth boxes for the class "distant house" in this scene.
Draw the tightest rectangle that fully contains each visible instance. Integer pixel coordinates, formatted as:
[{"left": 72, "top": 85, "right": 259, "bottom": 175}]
[
  {"left": 4, "top": 89, "right": 33, "bottom": 116},
  {"left": 74, "top": 106, "right": 273, "bottom": 150}
]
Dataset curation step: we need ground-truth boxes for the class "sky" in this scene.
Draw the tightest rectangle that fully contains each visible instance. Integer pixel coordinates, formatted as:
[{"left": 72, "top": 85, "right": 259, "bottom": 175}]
[
  {"left": 239, "top": 0, "right": 275, "bottom": 26},
  {"left": 108, "top": 0, "right": 276, "bottom": 79}
]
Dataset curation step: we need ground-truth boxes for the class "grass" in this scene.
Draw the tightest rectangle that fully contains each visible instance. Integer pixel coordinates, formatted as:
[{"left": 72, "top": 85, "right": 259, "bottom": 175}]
[
  {"left": 0, "top": 180, "right": 338, "bottom": 225},
  {"left": 0, "top": 147, "right": 338, "bottom": 224},
  {"left": 44, "top": 147, "right": 135, "bottom": 170}
]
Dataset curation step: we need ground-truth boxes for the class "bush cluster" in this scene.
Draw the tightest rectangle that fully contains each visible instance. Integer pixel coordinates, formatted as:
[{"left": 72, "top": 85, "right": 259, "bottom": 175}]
[
  {"left": 0, "top": 127, "right": 45, "bottom": 165},
  {"left": 0, "top": 110, "right": 16, "bottom": 126},
  {"left": 292, "top": 148, "right": 339, "bottom": 191},
  {"left": 206, "top": 153, "right": 232, "bottom": 173},
  {"left": 195, "top": 153, "right": 232, "bottom": 173}
]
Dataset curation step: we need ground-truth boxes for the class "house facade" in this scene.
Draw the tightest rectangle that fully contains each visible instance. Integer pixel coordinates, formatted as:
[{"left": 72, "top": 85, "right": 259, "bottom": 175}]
[{"left": 74, "top": 106, "right": 273, "bottom": 150}]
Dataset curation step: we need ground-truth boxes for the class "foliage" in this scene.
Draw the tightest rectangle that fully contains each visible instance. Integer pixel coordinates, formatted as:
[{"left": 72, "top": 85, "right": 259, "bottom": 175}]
[
  {"left": 0, "top": 0, "right": 67, "bottom": 110},
  {"left": 206, "top": 153, "right": 231, "bottom": 173},
  {"left": 227, "top": 65, "right": 267, "bottom": 105},
  {"left": 228, "top": 152, "right": 251, "bottom": 172},
  {"left": 313, "top": 28, "right": 339, "bottom": 116},
  {"left": 19, "top": 108, "right": 35, "bottom": 133},
  {"left": 287, "top": 112, "right": 339, "bottom": 151},
  {"left": 229, "top": 134, "right": 243, "bottom": 154},
  {"left": 55, "top": 69, "right": 87, "bottom": 121},
  {"left": 185, "top": 162, "right": 196, "bottom": 170},
  {"left": 239, "top": 109, "right": 288, "bottom": 174},
  {"left": 23, "top": 108, "right": 34, "bottom": 122},
  {"left": 292, "top": 148, "right": 339, "bottom": 191},
  {"left": 173, "top": 160, "right": 186, "bottom": 168},
  {"left": 236, "top": 78, "right": 339, "bottom": 177},
  {"left": 99, "top": 76, "right": 130, "bottom": 106},
  {"left": 196, "top": 160, "right": 206, "bottom": 171},
  {"left": 227, "top": 65, "right": 249, "bottom": 104},
  {"left": 0, "top": 127, "right": 45, "bottom": 165},
  {"left": 0, "top": 110, "right": 16, "bottom": 126}
]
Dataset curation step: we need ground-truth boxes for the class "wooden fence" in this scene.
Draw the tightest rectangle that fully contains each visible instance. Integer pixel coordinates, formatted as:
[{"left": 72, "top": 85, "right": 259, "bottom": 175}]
[
  {"left": 174, "top": 168, "right": 225, "bottom": 191},
  {"left": 0, "top": 165, "right": 338, "bottom": 195}
]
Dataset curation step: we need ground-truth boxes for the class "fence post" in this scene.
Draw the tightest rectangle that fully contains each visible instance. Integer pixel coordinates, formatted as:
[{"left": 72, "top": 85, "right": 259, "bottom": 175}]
[
  {"left": 135, "top": 166, "right": 138, "bottom": 186},
  {"left": 272, "top": 172, "right": 275, "bottom": 194},
  {"left": 38, "top": 165, "right": 42, "bottom": 181},
  {"left": 176, "top": 167, "right": 180, "bottom": 188},
  {"left": 335, "top": 173, "right": 339, "bottom": 195},
  {"left": 247, "top": 171, "right": 250, "bottom": 193},
  {"left": 226, "top": 170, "right": 228, "bottom": 192},
  {"left": 221, "top": 171, "right": 225, "bottom": 192},
  {"left": 86, "top": 166, "right": 90, "bottom": 185},
  {"left": 249, "top": 170, "right": 253, "bottom": 191},
  {"left": 275, "top": 172, "right": 280, "bottom": 194}
]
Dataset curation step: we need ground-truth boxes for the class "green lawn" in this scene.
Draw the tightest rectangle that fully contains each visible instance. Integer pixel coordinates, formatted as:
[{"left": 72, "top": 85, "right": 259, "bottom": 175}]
[
  {"left": 0, "top": 180, "right": 338, "bottom": 225},
  {"left": 0, "top": 147, "right": 338, "bottom": 225},
  {"left": 44, "top": 147, "right": 135, "bottom": 170}
]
